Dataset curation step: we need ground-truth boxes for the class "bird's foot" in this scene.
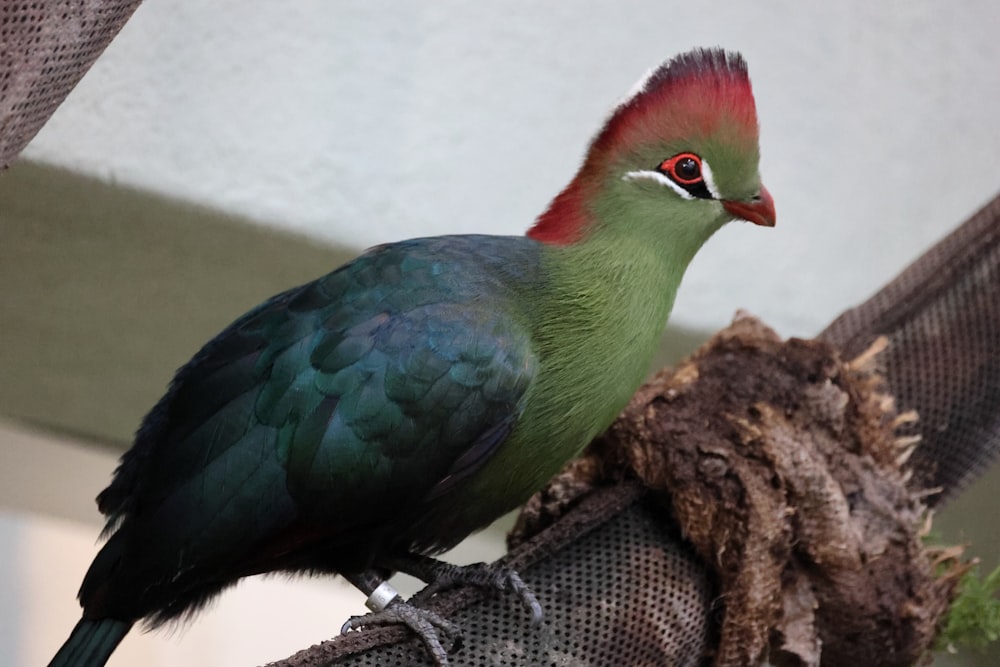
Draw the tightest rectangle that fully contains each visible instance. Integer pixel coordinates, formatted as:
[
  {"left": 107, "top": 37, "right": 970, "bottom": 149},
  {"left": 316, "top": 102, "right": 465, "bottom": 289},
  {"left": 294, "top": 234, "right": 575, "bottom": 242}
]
[
  {"left": 408, "top": 559, "right": 543, "bottom": 625},
  {"left": 341, "top": 596, "right": 461, "bottom": 667}
]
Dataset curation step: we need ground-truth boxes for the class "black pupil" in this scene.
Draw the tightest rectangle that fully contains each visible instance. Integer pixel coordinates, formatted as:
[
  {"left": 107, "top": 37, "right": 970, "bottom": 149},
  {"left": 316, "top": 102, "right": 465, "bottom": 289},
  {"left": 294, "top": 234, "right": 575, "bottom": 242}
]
[{"left": 675, "top": 157, "right": 699, "bottom": 181}]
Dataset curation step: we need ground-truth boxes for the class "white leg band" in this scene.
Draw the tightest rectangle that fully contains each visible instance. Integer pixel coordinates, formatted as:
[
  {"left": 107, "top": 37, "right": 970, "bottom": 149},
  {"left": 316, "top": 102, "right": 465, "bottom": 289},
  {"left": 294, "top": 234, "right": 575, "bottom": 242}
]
[{"left": 366, "top": 581, "right": 400, "bottom": 612}]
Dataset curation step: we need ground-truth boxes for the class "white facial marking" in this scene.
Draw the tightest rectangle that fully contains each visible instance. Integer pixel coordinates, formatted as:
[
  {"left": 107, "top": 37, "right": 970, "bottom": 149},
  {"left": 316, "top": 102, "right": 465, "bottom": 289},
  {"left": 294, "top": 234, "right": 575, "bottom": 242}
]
[
  {"left": 700, "top": 159, "right": 721, "bottom": 199},
  {"left": 622, "top": 170, "right": 695, "bottom": 200},
  {"left": 623, "top": 157, "right": 721, "bottom": 201}
]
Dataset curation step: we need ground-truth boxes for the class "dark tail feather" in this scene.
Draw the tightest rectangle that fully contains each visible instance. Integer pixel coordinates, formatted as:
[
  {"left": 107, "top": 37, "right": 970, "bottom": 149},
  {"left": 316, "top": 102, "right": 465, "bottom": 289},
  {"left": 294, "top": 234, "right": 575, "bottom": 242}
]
[{"left": 48, "top": 617, "right": 132, "bottom": 667}]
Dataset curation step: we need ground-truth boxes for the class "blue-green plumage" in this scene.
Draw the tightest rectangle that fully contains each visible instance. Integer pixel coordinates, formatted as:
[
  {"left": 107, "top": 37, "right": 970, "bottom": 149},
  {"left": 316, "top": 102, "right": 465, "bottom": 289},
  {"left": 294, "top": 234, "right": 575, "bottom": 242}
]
[
  {"left": 50, "top": 48, "right": 775, "bottom": 666},
  {"left": 48, "top": 619, "right": 130, "bottom": 667},
  {"left": 81, "top": 236, "right": 543, "bottom": 622}
]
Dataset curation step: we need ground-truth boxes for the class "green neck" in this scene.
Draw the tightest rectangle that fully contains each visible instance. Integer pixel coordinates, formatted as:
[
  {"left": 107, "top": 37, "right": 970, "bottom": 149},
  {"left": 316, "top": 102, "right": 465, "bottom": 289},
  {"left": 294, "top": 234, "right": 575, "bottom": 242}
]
[
  {"left": 525, "top": 175, "right": 727, "bottom": 443},
  {"left": 429, "top": 178, "right": 728, "bottom": 524}
]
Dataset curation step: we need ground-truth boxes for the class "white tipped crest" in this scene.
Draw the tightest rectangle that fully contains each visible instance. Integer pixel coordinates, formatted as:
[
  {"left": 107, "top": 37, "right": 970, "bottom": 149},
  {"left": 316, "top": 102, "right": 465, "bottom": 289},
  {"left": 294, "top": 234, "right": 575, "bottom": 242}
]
[
  {"left": 598, "top": 67, "right": 657, "bottom": 130},
  {"left": 616, "top": 66, "right": 657, "bottom": 109}
]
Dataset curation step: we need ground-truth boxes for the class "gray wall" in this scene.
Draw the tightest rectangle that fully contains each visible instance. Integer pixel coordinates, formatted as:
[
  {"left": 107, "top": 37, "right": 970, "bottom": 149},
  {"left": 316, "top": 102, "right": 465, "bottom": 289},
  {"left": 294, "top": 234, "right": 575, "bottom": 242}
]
[{"left": 22, "top": 1, "right": 1000, "bottom": 335}]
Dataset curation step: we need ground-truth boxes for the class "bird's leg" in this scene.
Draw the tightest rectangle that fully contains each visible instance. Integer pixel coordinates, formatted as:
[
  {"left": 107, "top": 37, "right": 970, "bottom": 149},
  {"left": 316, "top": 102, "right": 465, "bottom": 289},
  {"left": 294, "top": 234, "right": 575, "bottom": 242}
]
[
  {"left": 340, "top": 570, "right": 460, "bottom": 667},
  {"left": 386, "top": 553, "right": 543, "bottom": 624}
]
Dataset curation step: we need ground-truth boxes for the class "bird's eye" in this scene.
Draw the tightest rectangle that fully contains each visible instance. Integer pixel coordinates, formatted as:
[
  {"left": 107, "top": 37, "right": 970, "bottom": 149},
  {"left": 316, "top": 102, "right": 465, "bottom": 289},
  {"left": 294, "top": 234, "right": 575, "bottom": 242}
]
[
  {"left": 658, "top": 153, "right": 702, "bottom": 184},
  {"left": 656, "top": 152, "right": 713, "bottom": 199}
]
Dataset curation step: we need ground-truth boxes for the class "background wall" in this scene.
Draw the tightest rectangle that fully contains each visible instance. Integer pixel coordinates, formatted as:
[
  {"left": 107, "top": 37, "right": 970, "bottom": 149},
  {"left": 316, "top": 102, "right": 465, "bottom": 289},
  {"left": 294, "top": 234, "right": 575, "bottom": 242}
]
[
  {"left": 4, "top": 1, "right": 1000, "bottom": 665},
  {"left": 21, "top": 0, "right": 1000, "bottom": 336}
]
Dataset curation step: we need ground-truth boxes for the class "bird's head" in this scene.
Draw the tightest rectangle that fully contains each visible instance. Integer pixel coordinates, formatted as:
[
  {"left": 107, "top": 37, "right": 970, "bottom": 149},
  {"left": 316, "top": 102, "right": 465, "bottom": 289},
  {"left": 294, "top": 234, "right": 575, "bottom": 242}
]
[{"left": 528, "top": 48, "right": 775, "bottom": 250}]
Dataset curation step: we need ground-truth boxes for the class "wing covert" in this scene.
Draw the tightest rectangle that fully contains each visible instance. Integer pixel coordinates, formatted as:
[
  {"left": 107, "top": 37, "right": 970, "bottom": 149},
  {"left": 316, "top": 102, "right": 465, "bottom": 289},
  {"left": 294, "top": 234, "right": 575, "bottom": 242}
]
[{"left": 98, "top": 236, "right": 541, "bottom": 554}]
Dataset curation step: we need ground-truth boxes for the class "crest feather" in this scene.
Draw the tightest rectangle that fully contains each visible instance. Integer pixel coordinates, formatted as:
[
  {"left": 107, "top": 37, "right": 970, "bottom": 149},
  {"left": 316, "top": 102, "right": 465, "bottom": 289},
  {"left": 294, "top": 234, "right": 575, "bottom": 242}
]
[
  {"left": 593, "top": 48, "right": 757, "bottom": 158},
  {"left": 620, "top": 49, "right": 750, "bottom": 109}
]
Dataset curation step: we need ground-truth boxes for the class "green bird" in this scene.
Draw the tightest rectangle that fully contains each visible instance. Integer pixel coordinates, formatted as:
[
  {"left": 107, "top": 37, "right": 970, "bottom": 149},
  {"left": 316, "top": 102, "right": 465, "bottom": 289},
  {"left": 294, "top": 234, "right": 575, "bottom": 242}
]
[{"left": 49, "top": 47, "right": 775, "bottom": 667}]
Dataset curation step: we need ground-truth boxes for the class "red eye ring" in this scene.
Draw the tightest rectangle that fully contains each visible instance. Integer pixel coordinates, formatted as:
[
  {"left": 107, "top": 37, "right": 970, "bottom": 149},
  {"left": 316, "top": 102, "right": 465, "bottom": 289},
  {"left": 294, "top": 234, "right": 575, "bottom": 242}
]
[{"left": 658, "top": 152, "right": 703, "bottom": 185}]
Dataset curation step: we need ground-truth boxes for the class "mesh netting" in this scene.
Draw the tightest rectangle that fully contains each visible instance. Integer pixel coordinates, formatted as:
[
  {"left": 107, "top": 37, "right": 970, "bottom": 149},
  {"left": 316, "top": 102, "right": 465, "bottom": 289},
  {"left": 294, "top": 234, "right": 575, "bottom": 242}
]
[
  {"left": 273, "top": 484, "right": 714, "bottom": 667},
  {"left": 821, "top": 194, "right": 1000, "bottom": 506},
  {"left": 0, "top": 0, "right": 142, "bottom": 169}
]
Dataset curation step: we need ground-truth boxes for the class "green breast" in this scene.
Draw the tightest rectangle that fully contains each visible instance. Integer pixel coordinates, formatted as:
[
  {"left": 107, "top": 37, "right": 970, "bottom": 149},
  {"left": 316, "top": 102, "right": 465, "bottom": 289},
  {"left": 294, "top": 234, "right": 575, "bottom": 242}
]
[{"left": 412, "top": 231, "right": 684, "bottom": 546}]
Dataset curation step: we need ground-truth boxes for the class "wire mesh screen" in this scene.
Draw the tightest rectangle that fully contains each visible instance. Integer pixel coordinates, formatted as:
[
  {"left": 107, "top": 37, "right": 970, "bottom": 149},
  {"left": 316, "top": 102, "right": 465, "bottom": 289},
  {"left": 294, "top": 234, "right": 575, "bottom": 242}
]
[
  {"left": 277, "top": 484, "right": 713, "bottom": 667},
  {"left": 0, "top": 0, "right": 142, "bottom": 169},
  {"left": 821, "top": 195, "right": 1000, "bottom": 507}
]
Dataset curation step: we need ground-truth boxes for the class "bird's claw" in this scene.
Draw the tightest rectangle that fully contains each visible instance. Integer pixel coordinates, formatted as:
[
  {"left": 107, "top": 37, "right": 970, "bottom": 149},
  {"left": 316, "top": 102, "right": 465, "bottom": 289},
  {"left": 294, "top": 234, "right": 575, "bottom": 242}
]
[
  {"left": 421, "top": 562, "right": 543, "bottom": 625},
  {"left": 341, "top": 598, "right": 461, "bottom": 666}
]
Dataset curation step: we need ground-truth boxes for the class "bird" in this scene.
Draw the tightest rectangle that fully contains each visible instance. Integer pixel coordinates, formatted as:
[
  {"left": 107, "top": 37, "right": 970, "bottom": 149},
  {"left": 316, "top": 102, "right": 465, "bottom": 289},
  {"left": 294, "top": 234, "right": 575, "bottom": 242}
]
[{"left": 48, "top": 47, "right": 775, "bottom": 667}]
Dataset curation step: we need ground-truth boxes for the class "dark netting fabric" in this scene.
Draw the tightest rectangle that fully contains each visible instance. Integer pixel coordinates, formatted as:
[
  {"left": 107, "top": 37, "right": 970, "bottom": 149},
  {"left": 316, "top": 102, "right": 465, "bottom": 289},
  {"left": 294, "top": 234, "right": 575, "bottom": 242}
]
[
  {"left": 273, "top": 484, "right": 714, "bottom": 667},
  {"left": 821, "top": 194, "right": 1000, "bottom": 507},
  {"left": 0, "top": 0, "right": 142, "bottom": 169}
]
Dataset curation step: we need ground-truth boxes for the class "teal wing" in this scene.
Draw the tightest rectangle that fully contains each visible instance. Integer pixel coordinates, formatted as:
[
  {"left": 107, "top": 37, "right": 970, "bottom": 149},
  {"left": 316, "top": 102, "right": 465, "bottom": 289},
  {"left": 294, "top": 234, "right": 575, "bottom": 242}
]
[
  {"left": 281, "top": 282, "right": 538, "bottom": 524},
  {"left": 86, "top": 236, "right": 540, "bottom": 618}
]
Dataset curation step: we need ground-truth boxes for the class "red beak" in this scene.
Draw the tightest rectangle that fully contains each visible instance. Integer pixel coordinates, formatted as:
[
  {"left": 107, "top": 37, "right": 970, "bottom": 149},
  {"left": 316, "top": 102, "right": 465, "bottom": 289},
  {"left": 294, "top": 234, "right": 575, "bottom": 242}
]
[{"left": 722, "top": 186, "right": 776, "bottom": 227}]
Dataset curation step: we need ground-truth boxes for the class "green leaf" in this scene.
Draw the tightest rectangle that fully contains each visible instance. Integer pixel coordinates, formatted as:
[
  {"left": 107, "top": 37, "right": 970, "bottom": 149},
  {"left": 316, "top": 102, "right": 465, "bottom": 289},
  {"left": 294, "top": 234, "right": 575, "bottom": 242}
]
[{"left": 936, "top": 563, "right": 1000, "bottom": 653}]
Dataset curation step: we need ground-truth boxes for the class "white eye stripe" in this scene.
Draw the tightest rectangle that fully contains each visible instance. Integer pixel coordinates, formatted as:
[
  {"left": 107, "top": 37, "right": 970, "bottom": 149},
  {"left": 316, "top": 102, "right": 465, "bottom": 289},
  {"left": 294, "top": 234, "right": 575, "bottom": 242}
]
[
  {"left": 700, "top": 160, "right": 720, "bottom": 199},
  {"left": 622, "top": 157, "right": 719, "bottom": 200},
  {"left": 622, "top": 170, "right": 695, "bottom": 199}
]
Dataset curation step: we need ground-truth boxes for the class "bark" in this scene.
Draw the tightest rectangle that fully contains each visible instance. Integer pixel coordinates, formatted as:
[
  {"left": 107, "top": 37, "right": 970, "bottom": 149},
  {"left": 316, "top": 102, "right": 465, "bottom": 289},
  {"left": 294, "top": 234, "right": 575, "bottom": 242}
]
[{"left": 528, "top": 313, "right": 965, "bottom": 666}]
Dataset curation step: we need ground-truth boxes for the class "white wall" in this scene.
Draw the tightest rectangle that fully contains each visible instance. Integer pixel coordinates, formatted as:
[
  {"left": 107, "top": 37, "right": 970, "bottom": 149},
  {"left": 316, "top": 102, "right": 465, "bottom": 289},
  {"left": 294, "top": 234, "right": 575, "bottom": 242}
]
[{"left": 21, "top": 1, "right": 1000, "bottom": 337}]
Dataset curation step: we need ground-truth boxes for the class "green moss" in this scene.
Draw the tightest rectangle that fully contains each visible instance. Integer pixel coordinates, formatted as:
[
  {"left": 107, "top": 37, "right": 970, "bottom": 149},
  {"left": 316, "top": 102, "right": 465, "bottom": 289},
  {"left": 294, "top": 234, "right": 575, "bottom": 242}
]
[{"left": 937, "top": 563, "right": 1000, "bottom": 654}]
